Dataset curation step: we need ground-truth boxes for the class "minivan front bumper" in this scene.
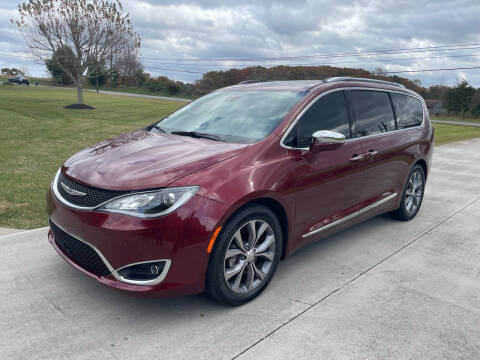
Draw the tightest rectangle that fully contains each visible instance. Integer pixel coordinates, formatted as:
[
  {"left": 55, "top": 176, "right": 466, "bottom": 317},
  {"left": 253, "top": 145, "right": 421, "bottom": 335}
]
[{"left": 46, "top": 188, "right": 228, "bottom": 297}]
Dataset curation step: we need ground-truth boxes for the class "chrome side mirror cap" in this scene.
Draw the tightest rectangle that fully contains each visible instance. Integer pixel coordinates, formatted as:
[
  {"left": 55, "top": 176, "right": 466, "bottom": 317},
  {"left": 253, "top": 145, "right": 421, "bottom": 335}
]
[{"left": 312, "top": 130, "right": 346, "bottom": 145}]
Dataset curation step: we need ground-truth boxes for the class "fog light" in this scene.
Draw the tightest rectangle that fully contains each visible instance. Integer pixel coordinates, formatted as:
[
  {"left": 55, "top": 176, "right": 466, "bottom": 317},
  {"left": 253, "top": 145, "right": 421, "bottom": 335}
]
[
  {"left": 150, "top": 264, "right": 160, "bottom": 275},
  {"left": 117, "top": 261, "right": 166, "bottom": 282}
]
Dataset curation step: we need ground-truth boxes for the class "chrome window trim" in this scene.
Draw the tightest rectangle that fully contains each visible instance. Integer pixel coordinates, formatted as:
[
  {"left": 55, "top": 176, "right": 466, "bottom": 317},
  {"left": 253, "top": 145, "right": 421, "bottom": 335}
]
[
  {"left": 302, "top": 193, "right": 398, "bottom": 238},
  {"left": 49, "top": 218, "right": 171, "bottom": 286},
  {"left": 280, "top": 87, "right": 425, "bottom": 151}
]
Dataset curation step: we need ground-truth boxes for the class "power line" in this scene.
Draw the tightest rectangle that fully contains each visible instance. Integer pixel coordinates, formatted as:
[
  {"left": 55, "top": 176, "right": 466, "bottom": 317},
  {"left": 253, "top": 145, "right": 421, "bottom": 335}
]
[
  {"left": 383, "top": 65, "right": 480, "bottom": 74},
  {"left": 143, "top": 65, "right": 480, "bottom": 75},
  {"left": 141, "top": 42, "right": 480, "bottom": 62},
  {"left": 142, "top": 65, "right": 204, "bottom": 74},
  {"left": 143, "top": 53, "right": 480, "bottom": 68}
]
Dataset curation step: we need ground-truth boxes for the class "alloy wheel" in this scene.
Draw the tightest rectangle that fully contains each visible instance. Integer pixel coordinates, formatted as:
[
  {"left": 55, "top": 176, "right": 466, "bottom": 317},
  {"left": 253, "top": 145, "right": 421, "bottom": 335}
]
[
  {"left": 405, "top": 169, "right": 424, "bottom": 214},
  {"left": 223, "top": 219, "right": 276, "bottom": 294}
]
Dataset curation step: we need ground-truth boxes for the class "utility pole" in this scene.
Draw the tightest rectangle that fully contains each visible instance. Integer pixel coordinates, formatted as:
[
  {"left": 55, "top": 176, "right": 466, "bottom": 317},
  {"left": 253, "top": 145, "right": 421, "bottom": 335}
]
[{"left": 96, "top": 61, "right": 99, "bottom": 94}]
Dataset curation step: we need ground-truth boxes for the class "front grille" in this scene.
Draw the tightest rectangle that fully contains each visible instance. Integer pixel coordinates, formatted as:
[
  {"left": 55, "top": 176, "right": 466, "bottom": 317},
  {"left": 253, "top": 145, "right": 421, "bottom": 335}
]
[
  {"left": 49, "top": 220, "right": 111, "bottom": 277},
  {"left": 56, "top": 171, "right": 130, "bottom": 208}
]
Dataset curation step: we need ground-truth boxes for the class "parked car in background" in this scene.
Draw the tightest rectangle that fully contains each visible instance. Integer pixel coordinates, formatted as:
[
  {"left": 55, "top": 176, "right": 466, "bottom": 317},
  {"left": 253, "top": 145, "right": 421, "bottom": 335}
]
[
  {"left": 8, "top": 75, "right": 29, "bottom": 85},
  {"left": 47, "top": 77, "right": 434, "bottom": 305}
]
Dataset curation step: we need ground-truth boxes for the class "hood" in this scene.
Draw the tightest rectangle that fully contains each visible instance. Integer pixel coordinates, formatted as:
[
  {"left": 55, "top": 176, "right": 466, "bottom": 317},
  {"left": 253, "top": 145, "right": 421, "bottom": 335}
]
[{"left": 63, "top": 130, "right": 247, "bottom": 190}]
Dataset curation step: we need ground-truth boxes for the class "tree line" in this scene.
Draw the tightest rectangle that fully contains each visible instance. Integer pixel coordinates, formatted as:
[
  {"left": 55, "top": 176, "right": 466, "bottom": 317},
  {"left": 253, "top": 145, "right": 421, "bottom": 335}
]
[
  {"left": 45, "top": 58, "right": 480, "bottom": 118},
  {"left": 11, "top": 0, "right": 479, "bottom": 115}
]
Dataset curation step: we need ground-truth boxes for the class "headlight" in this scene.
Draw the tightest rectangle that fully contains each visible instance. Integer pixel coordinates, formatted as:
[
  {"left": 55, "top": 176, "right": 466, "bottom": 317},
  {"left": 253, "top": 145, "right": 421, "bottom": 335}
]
[{"left": 97, "top": 186, "right": 199, "bottom": 218}]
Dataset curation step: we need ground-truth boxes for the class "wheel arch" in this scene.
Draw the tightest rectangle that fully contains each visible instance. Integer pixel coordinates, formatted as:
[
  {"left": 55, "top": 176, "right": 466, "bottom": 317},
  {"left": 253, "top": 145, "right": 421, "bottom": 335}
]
[
  {"left": 218, "top": 196, "right": 290, "bottom": 260},
  {"left": 414, "top": 158, "right": 428, "bottom": 179}
]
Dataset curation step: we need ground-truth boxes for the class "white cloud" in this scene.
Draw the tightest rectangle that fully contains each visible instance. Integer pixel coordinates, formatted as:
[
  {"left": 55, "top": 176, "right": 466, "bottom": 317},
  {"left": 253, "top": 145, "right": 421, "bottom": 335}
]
[{"left": 2, "top": 0, "right": 480, "bottom": 86}]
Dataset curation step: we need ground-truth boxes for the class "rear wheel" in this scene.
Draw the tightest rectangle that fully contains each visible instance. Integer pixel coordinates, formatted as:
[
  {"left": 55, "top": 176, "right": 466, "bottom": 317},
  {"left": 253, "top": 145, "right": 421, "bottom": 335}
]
[
  {"left": 206, "top": 205, "right": 282, "bottom": 305},
  {"left": 391, "top": 164, "right": 425, "bottom": 221}
]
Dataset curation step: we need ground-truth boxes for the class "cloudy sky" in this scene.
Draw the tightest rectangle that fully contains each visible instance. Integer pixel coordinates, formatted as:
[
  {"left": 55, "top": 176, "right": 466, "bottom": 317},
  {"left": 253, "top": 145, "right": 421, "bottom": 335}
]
[{"left": 1, "top": 0, "right": 480, "bottom": 87}]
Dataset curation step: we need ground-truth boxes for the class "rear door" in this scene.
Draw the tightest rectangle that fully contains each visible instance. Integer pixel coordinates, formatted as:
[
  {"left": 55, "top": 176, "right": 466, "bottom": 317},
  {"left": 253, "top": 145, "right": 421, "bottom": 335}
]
[
  {"left": 284, "top": 90, "right": 366, "bottom": 243},
  {"left": 350, "top": 90, "right": 412, "bottom": 205}
]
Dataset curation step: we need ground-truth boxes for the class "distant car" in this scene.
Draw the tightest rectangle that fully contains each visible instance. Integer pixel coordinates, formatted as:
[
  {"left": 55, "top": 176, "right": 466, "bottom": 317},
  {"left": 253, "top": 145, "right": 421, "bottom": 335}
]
[
  {"left": 47, "top": 77, "right": 433, "bottom": 305},
  {"left": 8, "top": 75, "right": 29, "bottom": 85}
]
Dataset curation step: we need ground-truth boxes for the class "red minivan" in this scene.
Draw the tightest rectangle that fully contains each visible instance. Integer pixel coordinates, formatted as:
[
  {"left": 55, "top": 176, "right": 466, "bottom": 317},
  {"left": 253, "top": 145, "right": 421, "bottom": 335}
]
[{"left": 47, "top": 77, "right": 434, "bottom": 305}]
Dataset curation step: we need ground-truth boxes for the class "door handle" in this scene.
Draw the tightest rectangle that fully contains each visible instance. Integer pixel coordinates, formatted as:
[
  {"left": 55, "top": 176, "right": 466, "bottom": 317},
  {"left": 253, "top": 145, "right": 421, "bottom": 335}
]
[
  {"left": 366, "top": 150, "right": 379, "bottom": 157},
  {"left": 350, "top": 154, "right": 365, "bottom": 162}
]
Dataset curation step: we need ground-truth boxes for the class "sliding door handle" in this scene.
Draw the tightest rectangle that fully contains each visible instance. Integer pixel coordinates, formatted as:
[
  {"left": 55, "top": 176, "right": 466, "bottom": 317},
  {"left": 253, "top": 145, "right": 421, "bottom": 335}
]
[{"left": 350, "top": 154, "right": 365, "bottom": 162}]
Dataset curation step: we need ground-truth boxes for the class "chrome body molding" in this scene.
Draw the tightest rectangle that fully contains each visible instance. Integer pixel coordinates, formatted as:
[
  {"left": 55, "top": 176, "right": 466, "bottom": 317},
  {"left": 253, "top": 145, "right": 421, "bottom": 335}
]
[
  {"left": 280, "top": 86, "right": 425, "bottom": 151},
  {"left": 49, "top": 218, "right": 171, "bottom": 286},
  {"left": 302, "top": 193, "right": 398, "bottom": 238},
  {"left": 52, "top": 169, "right": 197, "bottom": 219},
  {"left": 116, "top": 259, "right": 172, "bottom": 286},
  {"left": 52, "top": 169, "right": 99, "bottom": 211}
]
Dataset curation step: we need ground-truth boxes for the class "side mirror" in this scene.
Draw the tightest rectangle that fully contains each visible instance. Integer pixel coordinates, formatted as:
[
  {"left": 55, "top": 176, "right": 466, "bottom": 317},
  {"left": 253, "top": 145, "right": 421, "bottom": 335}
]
[{"left": 311, "top": 130, "right": 346, "bottom": 146}]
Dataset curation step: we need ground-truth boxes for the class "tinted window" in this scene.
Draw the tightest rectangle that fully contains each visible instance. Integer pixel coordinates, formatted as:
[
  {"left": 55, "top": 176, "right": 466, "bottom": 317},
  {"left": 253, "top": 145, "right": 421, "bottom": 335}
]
[
  {"left": 159, "top": 90, "right": 306, "bottom": 144},
  {"left": 285, "top": 91, "right": 350, "bottom": 148},
  {"left": 392, "top": 93, "right": 423, "bottom": 129},
  {"left": 352, "top": 90, "right": 396, "bottom": 136}
]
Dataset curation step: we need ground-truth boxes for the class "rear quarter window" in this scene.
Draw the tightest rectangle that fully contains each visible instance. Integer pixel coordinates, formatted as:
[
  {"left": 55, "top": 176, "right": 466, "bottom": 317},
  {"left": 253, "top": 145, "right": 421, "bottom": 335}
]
[
  {"left": 392, "top": 93, "right": 424, "bottom": 129},
  {"left": 352, "top": 90, "right": 396, "bottom": 137}
]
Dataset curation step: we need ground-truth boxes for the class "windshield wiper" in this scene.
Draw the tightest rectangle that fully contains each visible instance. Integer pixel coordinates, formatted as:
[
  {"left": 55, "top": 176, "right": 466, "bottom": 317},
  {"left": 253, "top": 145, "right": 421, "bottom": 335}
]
[
  {"left": 171, "top": 130, "right": 227, "bottom": 142},
  {"left": 154, "top": 125, "right": 166, "bottom": 133}
]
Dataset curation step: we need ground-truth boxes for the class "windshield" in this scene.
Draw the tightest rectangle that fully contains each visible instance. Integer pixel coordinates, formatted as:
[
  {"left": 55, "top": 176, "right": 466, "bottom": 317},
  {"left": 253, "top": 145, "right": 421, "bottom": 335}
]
[{"left": 157, "top": 90, "right": 307, "bottom": 143}]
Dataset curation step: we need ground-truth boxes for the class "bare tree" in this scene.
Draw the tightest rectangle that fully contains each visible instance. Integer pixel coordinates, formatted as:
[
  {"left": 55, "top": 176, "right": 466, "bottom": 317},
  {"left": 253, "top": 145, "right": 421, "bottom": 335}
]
[
  {"left": 111, "top": 37, "right": 142, "bottom": 86},
  {"left": 12, "top": 0, "right": 140, "bottom": 105}
]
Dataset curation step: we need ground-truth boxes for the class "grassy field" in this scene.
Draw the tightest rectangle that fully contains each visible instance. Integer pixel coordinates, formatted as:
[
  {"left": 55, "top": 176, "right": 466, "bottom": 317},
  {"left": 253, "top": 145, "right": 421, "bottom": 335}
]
[
  {"left": 0, "top": 85, "right": 183, "bottom": 229},
  {"left": 0, "top": 74, "right": 195, "bottom": 99},
  {"left": 432, "top": 115, "right": 480, "bottom": 124},
  {"left": 433, "top": 123, "right": 480, "bottom": 145},
  {"left": 1, "top": 85, "right": 480, "bottom": 229}
]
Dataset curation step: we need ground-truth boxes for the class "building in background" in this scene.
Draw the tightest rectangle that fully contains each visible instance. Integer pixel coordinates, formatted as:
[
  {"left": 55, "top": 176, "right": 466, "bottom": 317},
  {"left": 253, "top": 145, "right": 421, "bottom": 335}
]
[{"left": 425, "top": 99, "right": 447, "bottom": 116}]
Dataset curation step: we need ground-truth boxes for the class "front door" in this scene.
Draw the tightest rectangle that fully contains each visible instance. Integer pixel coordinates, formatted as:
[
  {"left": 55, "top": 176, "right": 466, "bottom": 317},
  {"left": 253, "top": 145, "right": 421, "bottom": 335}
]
[{"left": 284, "top": 90, "right": 366, "bottom": 244}]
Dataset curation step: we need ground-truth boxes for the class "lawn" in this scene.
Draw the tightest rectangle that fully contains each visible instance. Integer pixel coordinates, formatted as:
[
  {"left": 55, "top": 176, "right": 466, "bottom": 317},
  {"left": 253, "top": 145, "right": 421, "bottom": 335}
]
[
  {"left": 0, "top": 85, "right": 184, "bottom": 229},
  {"left": 0, "top": 74, "right": 196, "bottom": 99},
  {"left": 1, "top": 85, "right": 480, "bottom": 229},
  {"left": 432, "top": 115, "right": 480, "bottom": 124},
  {"left": 433, "top": 123, "right": 480, "bottom": 145}
]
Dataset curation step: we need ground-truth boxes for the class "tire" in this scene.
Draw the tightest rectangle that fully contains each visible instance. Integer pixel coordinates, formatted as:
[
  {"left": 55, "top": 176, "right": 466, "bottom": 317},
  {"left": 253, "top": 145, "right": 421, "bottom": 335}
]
[
  {"left": 206, "top": 204, "right": 283, "bottom": 306},
  {"left": 391, "top": 164, "right": 425, "bottom": 221}
]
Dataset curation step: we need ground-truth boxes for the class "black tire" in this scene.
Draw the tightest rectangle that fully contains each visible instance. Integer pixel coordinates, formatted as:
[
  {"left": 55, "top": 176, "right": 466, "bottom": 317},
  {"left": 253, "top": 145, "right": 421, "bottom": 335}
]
[
  {"left": 206, "top": 204, "right": 282, "bottom": 306},
  {"left": 391, "top": 164, "right": 425, "bottom": 221}
]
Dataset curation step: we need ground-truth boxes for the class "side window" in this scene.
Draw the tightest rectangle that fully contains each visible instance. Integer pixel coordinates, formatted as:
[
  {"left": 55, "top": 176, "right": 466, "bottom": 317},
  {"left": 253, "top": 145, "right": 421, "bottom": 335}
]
[
  {"left": 392, "top": 93, "right": 423, "bottom": 129},
  {"left": 352, "top": 90, "right": 396, "bottom": 136},
  {"left": 284, "top": 91, "right": 350, "bottom": 148}
]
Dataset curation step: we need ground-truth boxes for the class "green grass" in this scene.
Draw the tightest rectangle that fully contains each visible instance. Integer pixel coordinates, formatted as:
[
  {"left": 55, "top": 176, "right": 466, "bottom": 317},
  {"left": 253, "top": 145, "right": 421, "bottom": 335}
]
[
  {"left": 0, "top": 86, "right": 183, "bottom": 229},
  {"left": 1, "top": 85, "right": 480, "bottom": 229},
  {"left": 433, "top": 123, "right": 480, "bottom": 145},
  {"left": 432, "top": 115, "right": 480, "bottom": 124},
  {"left": 1, "top": 74, "right": 196, "bottom": 99}
]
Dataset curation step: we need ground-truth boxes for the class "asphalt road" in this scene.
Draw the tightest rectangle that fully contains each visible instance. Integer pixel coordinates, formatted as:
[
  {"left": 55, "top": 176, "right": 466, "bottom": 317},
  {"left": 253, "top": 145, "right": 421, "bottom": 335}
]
[
  {"left": 84, "top": 89, "right": 190, "bottom": 102},
  {"left": 1, "top": 139, "right": 479, "bottom": 360}
]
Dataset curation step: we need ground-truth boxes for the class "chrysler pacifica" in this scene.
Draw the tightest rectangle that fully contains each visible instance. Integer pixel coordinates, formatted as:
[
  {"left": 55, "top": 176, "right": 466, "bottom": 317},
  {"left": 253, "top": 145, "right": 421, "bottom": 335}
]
[{"left": 47, "top": 77, "right": 434, "bottom": 305}]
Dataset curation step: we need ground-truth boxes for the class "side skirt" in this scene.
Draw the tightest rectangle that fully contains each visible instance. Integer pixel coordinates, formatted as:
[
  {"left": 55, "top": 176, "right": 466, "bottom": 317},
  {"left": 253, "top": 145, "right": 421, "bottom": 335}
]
[{"left": 302, "top": 193, "right": 398, "bottom": 239}]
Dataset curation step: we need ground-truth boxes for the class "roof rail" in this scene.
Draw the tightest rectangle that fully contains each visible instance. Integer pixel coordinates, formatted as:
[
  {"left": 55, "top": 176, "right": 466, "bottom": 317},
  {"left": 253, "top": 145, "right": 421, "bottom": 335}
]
[
  {"left": 238, "top": 80, "right": 266, "bottom": 85},
  {"left": 325, "top": 77, "right": 406, "bottom": 89}
]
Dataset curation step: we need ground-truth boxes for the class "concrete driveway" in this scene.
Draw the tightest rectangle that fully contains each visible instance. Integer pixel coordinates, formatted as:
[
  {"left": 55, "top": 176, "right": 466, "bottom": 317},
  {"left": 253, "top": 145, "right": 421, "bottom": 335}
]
[{"left": 1, "top": 139, "right": 479, "bottom": 360}]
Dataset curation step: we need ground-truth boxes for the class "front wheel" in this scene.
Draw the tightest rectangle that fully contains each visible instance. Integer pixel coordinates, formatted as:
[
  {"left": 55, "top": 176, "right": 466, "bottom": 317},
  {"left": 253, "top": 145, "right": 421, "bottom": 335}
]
[
  {"left": 206, "top": 205, "right": 282, "bottom": 305},
  {"left": 391, "top": 164, "right": 425, "bottom": 221}
]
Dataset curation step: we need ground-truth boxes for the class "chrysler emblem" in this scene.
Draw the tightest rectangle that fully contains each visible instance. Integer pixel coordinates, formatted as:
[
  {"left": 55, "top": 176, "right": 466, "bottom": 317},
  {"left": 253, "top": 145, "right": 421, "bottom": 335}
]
[{"left": 60, "top": 182, "right": 87, "bottom": 196}]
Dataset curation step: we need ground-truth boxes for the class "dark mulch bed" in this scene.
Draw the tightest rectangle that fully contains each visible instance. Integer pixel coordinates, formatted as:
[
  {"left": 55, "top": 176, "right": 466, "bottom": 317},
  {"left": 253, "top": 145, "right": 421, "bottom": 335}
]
[{"left": 63, "top": 104, "right": 95, "bottom": 110}]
